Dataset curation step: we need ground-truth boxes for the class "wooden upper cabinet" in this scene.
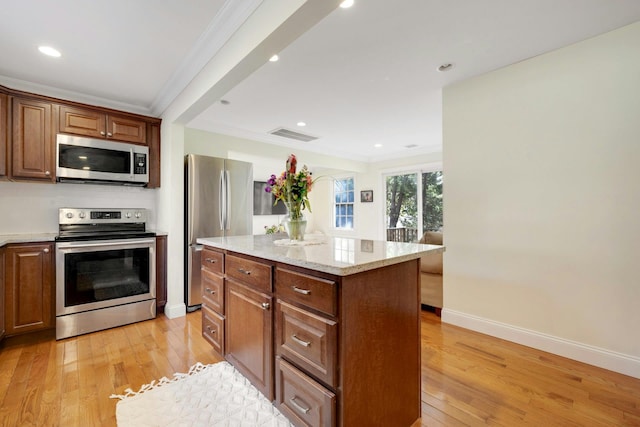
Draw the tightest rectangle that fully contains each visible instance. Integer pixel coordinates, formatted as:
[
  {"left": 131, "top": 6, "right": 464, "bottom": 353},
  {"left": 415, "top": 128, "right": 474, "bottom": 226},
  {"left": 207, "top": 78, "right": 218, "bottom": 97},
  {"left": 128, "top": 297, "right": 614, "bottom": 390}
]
[
  {"left": 147, "top": 122, "right": 161, "bottom": 188},
  {"left": 0, "top": 93, "right": 7, "bottom": 178},
  {"left": 59, "top": 105, "right": 147, "bottom": 145},
  {"left": 11, "top": 97, "right": 55, "bottom": 182}
]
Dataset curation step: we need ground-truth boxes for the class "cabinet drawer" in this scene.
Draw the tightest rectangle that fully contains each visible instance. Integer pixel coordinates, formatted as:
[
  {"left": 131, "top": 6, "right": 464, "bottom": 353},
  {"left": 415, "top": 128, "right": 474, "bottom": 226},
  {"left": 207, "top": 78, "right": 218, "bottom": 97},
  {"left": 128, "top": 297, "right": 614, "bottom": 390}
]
[
  {"left": 276, "top": 358, "right": 336, "bottom": 427},
  {"left": 275, "top": 268, "right": 337, "bottom": 317},
  {"left": 201, "top": 269, "right": 224, "bottom": 314},
  {"left": 202, "top": 248, "right": 223, "bottom": 274},
  {"left": 202, "top": 305, "right": 224, "bottom": 355},
  {"left": 226, "top": 254, "right": 271, "bottom": 293},
  {"left": 276, "top": 301, "right": 337, "bottom": 387}
]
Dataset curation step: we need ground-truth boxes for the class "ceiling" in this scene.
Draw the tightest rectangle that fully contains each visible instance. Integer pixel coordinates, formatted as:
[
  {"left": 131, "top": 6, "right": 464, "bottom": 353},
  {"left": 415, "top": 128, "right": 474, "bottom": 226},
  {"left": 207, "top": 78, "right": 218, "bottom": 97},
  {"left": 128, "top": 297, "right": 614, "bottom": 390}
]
[{"left": 2, "top": 1, "right": 640, "bottom": 163}]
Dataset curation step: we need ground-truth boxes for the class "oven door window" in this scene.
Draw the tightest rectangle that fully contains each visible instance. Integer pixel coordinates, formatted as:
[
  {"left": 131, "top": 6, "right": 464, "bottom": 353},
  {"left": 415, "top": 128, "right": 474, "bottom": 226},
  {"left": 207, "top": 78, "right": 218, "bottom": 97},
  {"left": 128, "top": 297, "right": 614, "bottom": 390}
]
[{"left": 64, "top": 248, "right": 150, "bottom": 306}]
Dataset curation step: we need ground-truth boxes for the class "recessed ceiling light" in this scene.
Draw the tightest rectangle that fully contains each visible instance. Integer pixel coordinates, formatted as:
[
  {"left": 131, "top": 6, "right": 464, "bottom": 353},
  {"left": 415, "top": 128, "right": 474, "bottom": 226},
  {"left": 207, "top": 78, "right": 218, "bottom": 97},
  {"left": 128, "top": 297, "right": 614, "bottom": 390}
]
[
  {"left": 340, "top": 0, "right": 354, "bottom": 8},
  {"left": 269, "top": 54, "right": 279, "bottom": 62},
  {"left": 437, "top": 63, "right": 454, "bottom": 72},
  {"left": 38, "top": 46, "right": 61, "bottom": 57},
  {"left": 297, "top": 122, "right": 306, "bottom": 127},
  {"left": 374, "top": 144, "right": 383, "bottom": 148},
  {"left": 220, "top": 99, "right": 230, "bottom": 105}
]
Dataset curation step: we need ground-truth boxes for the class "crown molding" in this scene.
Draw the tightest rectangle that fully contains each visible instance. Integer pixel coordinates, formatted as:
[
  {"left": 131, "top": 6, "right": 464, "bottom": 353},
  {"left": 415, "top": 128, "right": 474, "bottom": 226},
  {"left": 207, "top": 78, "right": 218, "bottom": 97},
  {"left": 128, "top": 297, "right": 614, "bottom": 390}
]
[{"left": 150, "top": 0, "right": 265, "bottom": 117}]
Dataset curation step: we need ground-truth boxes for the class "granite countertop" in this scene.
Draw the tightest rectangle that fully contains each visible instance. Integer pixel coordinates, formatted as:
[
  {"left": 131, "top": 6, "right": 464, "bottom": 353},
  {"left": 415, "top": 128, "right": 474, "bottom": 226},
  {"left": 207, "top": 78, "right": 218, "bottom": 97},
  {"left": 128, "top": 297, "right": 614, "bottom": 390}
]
[
  {"left": 197, "top": 234, "right": 444, "bottom": 276},
  {"left": 0, "top": 233, "right": 59, "bottom": 247}
]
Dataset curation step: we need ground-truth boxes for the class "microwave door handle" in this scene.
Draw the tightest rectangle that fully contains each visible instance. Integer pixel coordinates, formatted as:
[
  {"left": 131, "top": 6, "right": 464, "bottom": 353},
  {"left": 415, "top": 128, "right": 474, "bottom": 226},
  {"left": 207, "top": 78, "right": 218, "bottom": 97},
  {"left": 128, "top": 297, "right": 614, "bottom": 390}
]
[
  {"left": 130, "top": 148, "right": 135, "bottom": 179},
  {"left": 219, "top": 170, "right": 225, "bottom": 230}
]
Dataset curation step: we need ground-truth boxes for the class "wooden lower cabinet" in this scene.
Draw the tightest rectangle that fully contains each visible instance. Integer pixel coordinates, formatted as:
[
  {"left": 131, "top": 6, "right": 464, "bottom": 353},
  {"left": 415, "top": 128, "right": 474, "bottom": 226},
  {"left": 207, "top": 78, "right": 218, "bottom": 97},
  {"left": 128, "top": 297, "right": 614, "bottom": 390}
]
[
  {"left": 0, "top": 248, "right": 5, "bottom": 341},
  {"left": 4, "top": 242, "right": 54, "bottom": 336},
  {"left": 155, "top": 235, "right": 167, "bottom": 312},
  {"left": 202, "top": 305, "right": 224, "bottom": 355},
  {"left": 276, "top": 358, "right": 336, "bottom": 427},
  {"left": 202, "top": 246, "right": 421, "bottom": 427},
  {"left": 225, "top": 277, "right": 273, "bottom": 400}
]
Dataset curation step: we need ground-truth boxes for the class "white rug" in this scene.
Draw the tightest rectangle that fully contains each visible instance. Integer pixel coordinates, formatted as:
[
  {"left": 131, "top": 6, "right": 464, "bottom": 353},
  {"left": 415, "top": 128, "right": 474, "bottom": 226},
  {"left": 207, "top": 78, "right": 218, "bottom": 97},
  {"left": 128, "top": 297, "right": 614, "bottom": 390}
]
[{"left": 110, "top": 362, "right": 293, "bottom": 427}]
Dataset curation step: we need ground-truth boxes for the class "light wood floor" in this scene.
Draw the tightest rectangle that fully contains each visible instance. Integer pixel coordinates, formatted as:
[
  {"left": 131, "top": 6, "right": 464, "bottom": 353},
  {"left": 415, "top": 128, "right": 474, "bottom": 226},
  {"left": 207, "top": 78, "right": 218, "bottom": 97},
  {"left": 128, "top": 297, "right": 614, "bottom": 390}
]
[{"left": 1, "top": 310, "right": 639, "bottom": 426}]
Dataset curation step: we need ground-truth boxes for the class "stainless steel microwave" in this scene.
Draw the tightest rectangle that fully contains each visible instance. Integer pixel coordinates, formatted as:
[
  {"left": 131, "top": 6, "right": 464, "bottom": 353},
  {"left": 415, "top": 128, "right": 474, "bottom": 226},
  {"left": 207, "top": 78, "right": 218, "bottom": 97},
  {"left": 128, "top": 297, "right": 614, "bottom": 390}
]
[{"left": 56, "top": 134, "right": 149, "bottom": 186}]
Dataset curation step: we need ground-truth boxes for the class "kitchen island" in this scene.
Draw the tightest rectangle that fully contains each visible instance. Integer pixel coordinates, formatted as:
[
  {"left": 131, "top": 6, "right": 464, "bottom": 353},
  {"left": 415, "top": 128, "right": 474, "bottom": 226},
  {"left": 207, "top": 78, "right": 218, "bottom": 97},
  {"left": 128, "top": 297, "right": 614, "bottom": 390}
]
[{"left": 196, "top": 234, "right": 444, "bottom": 427}]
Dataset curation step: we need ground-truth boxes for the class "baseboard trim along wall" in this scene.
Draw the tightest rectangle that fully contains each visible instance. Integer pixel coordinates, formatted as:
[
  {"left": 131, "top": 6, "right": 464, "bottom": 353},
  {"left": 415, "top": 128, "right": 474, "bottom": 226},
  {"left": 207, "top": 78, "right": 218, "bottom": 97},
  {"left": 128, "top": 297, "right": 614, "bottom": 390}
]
[
  {"left": 442, "top": 308, "right": 640, "bottom": 380},
  {"left": 163, "top": 303, "right": 187, "bottom": 320}
]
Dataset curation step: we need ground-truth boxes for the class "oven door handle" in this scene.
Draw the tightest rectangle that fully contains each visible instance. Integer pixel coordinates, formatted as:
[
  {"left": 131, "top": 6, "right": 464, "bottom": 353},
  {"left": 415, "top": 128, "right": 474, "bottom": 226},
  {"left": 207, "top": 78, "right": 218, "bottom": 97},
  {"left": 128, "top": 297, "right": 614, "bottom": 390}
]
[
  {"left": 57, "top": 238, "right": 156, "bottom": 249},
  {"left": 219, "top": 170, "right": 225, "bottom": 230}
]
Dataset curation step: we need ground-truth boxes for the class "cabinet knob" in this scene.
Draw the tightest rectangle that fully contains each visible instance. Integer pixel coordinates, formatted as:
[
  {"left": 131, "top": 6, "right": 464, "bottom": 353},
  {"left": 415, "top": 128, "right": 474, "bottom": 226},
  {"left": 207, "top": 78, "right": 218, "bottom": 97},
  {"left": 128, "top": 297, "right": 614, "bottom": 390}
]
[
  {"left": 238, "top": 268, "right": 251, "bottom": 275},
  {"left": 100, "top": 131, "right": 106, "bottom": 136},
  {"left": 43, "top": 248, "right": 50, "bottom": 253},
  {"left": 261, "top": 302, "right": 270, "bottom": 310},
  {"left": 107, "top": 132, "right": 113, "bottom": 137},
  {"left": 205, "top": 288, "right": 215, "bottom": 295},
  {"left": 45, "top": 170, "right": 51, "bottom": 176},
  {"left": 205, "top": 258, "right": 216, "bottom": 263}
]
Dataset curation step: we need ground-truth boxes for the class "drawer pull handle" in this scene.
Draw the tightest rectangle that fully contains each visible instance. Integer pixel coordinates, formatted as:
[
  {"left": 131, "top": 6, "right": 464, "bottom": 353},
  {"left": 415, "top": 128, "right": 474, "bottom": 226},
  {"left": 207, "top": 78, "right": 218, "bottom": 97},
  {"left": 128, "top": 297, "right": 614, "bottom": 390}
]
[
  {"left": 238, "top": 268, "right": 251, "bottom": 275},
  {"left": 292, "top": 335, "right": 311, "bottom": 347},
  {"left": 292, "top": 286, "right": 311, "bottom": 295},
  {"left": 290, "top": 396, "right": 310, "bottom": 414},
  {"left": 261, "top": 302, "right": 270, "bottom": 310},
  {"left": 205, "top": 288, "right": 215, "bottom": 295},
  {"left": 206, "top": 326, "right": 216, "bottom": 334},
  {"left": 205, "top": 258, "right": 217, "bottom": 263}
]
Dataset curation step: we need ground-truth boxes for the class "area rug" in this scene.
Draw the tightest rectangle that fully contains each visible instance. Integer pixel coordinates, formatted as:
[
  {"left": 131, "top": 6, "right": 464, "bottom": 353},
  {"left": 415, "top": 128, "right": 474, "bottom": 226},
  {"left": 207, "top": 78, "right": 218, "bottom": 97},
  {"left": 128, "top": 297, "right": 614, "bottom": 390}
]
[{"left": 110, "top": 361, "right": 293, "bottom": 427}]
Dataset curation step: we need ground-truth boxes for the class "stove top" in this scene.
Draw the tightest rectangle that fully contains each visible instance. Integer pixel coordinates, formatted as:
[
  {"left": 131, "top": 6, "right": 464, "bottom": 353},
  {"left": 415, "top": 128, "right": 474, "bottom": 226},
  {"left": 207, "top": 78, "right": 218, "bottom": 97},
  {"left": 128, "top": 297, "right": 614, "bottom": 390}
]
[{"left": 56, "top": 208, "right": 154, "bottom": 241}]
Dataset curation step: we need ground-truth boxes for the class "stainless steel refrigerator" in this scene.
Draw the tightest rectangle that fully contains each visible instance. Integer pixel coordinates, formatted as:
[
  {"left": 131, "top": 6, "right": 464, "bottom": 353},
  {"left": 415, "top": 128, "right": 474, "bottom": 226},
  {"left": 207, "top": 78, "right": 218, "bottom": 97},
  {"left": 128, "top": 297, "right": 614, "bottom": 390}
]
[{"left": 185, "top": 154, "right": 253, "bottom": 311}]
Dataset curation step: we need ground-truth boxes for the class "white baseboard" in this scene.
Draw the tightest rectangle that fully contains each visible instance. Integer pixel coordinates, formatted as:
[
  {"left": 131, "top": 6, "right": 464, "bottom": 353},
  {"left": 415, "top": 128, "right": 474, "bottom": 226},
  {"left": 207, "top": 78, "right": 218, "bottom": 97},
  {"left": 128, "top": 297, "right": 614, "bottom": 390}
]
[
  {"left": 164, "top": 303, "right": 187, "bottom": 319},
  {"left": 441, "top": 308, "right": 640, "bottom": 380}
]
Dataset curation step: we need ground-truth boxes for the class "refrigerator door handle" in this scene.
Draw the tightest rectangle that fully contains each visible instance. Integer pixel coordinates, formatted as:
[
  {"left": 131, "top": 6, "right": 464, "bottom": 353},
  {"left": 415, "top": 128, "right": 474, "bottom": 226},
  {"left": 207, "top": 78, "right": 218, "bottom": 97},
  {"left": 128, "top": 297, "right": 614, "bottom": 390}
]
[
  {"left": 219, "top": 170, "right": 225, "bottom": 230},
  {"left": 225, "top": 170, "right": 231, "bottom": 230}
]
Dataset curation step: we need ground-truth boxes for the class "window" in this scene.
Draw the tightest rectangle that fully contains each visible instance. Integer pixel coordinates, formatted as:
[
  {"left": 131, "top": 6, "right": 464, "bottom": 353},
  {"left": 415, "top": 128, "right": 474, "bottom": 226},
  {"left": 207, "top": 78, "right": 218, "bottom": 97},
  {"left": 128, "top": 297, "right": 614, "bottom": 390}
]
[
  {"left": 385, "top": 169, "right": 442, "bottom": 242},
  {"left": 333, "top": 176, "right": 354, "bottom": 229}
]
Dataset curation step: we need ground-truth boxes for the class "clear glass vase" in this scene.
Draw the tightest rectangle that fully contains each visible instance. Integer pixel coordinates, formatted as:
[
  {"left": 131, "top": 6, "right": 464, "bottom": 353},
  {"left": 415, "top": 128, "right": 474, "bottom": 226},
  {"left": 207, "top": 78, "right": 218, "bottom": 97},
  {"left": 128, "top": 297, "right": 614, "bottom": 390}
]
[{"left": 284, "top": 215, "right": 306, "bottom": 241}]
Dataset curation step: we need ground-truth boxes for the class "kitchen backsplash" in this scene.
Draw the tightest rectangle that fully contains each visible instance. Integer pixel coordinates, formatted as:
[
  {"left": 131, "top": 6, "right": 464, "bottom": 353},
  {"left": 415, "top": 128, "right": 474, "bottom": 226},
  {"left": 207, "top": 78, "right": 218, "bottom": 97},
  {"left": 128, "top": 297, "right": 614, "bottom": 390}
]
[{"left": 0, "top": 181, "right": 157, "bottom": 235}]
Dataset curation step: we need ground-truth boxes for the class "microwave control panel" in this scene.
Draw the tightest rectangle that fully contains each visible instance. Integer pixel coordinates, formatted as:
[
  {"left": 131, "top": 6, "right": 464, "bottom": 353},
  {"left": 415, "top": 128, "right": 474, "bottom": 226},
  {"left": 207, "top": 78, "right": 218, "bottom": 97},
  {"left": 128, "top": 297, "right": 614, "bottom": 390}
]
[{"left": 134, "top": 153, "right": 147, "bottom": 175}]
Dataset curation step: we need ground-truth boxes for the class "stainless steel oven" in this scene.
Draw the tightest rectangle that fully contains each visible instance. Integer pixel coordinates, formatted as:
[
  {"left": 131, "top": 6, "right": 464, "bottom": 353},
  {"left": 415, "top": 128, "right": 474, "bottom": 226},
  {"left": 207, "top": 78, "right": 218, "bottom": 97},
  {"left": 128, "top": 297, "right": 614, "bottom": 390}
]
[{"left": 55, "top": 208, "right": 156, "bottom": 339}]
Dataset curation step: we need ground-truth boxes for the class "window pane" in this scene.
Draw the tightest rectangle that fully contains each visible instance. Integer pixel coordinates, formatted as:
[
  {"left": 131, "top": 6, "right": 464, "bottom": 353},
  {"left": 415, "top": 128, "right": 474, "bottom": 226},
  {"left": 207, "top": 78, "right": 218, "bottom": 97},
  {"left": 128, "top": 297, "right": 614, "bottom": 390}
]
[{"left": 347, "top": 191, "right": 354, "bottom": 203}]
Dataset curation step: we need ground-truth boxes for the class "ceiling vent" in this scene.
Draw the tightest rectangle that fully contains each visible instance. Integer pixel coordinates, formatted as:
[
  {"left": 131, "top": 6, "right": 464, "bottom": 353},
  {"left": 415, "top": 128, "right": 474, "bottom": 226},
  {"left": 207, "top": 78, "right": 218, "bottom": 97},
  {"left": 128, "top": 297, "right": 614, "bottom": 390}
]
[
  {"left": 405, "top": 144, "right": 419, "bottom": 149},
  {"left": 270, "top": 127, "right": 318, "bottom": 142}
]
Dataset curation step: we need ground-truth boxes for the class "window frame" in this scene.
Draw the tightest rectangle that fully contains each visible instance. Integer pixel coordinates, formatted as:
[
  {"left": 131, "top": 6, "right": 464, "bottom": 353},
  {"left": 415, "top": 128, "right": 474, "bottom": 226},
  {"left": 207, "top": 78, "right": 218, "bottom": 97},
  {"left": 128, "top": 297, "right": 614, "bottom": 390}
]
[{"left": 332, "top": 175, "right": 355, "bottom": 231}]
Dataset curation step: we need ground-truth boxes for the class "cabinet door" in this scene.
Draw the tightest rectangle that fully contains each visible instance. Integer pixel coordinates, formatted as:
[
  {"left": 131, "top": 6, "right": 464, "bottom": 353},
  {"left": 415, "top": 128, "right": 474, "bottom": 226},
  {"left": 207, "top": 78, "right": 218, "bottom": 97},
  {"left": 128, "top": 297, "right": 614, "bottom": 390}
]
[
  {"left": 5, "top": 243, "right": 54, "bottom": 335},
  {"left": 59, "top": 105, "right": 106, "bottom": 138},
  {"left": 226, "top": 279, "right": 273, "bottom": 400},
  {"left": 155, "top": 235, "right": 167, "bottom": 312},
  {"left": 0, "top": 93, "right": 7, "bottom": 177},
  {"left": 107, "top": 114, "right": 146, "bottom": 144},
  {"left": 147, "top": 122, "right": 161, "bottom": 188},
  {"left": 12, "top": 98, "right": 55, "bottom": 181},
  {"left": 0, "top": 248, "right": 5, "bottom": 341}
]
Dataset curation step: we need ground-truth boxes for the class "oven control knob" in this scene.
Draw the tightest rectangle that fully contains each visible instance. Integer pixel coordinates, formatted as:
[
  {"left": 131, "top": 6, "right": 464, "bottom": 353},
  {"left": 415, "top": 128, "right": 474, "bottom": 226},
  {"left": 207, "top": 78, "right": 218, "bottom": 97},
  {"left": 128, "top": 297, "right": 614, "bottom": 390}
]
[
  {"left": 79, "top": 211, "right": 86, "bottom": 219},
  {"left": 126, "top": 212, "right": 132, "bottom": 218},
  {"left": 135, "top": 212, "right": 142, "bottom": 219},
  {"left": 65, "top": 212, "right": 73, "bottom": 219}
]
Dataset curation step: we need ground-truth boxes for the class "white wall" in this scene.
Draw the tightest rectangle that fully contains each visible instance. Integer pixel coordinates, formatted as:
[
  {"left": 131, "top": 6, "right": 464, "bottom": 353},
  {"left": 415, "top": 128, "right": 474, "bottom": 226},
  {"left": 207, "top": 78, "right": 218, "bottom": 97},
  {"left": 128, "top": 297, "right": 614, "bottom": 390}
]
[
  {"left": 442, "top": 22, "right": 640, "bottom": 378},
  {"left": 0, "top": 181, "right": 157, "bottom": 234}
]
